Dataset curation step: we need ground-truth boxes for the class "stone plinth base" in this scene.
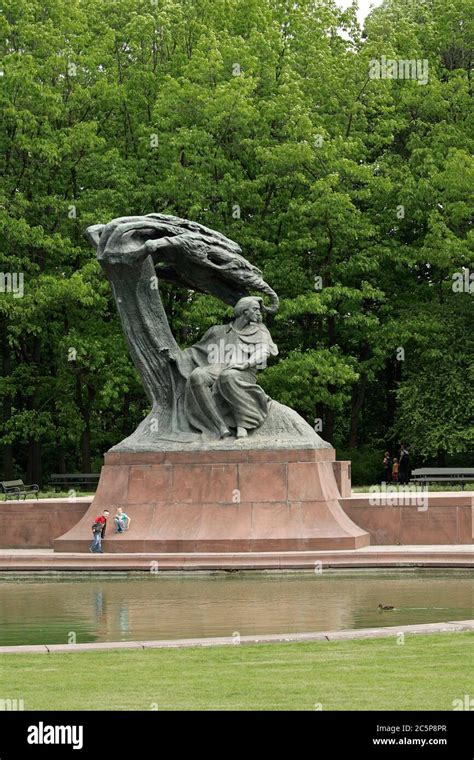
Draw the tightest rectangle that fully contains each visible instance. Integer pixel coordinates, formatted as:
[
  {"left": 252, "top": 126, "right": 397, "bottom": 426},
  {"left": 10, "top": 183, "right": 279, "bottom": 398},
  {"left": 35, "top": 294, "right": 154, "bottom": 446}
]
[
  {"left": 0, "top": 499, "right": 89, "bottom": 549},
  {"left": 54, "top": 448, "right": 369, "bottom": 552},
  {"left": 342, "top": 492, "right": 474, "bottom": 545}
]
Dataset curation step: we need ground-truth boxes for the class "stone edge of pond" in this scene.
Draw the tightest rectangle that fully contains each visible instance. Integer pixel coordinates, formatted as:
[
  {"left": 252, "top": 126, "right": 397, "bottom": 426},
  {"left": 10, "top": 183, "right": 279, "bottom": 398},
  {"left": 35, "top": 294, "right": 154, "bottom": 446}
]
[
  {"left": 0, "top": 545, "right": 473, "bottom": 571},
  {"left": 1, "top": 620, "right": 473, "bottom": 654}
]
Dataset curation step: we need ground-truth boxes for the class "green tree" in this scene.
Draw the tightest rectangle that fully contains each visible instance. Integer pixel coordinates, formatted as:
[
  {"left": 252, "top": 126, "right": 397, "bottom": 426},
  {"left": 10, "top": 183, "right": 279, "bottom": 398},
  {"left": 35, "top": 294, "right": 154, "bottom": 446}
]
[{"left": 0, "top": 0, "right": 472, "bottom": 485}]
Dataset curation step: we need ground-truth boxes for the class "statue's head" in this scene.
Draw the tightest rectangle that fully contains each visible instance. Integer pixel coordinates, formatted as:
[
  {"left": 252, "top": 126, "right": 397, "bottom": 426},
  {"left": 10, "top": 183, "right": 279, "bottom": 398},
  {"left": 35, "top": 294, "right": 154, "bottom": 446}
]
[{"left": 233, "top": 296, "right": 263, "bottom": 323}]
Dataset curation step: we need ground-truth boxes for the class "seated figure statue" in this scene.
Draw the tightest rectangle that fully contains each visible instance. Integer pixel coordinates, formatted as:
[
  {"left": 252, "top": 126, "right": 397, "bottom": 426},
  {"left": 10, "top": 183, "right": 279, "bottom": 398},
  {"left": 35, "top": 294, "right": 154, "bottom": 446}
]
[
  {"left": 173, "top": 297, "right": 278, "bottom": 439},
  {"left": 87, "top": 213, "right": 330, "bottom": 451}
]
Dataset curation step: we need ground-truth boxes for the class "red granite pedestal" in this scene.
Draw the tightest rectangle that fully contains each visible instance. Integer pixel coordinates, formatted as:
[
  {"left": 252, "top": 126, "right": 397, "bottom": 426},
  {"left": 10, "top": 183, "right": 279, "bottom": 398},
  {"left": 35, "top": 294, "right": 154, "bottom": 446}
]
[{"left": 54, "top": 448, "right": 369, "bottom": 552}]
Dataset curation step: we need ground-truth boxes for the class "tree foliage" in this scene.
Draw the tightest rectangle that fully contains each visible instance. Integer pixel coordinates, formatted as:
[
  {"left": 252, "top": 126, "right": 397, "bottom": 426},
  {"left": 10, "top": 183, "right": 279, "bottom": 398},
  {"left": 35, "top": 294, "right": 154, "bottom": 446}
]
[{"left": 0, "top": 0, "right": 472, "bottom": 483}]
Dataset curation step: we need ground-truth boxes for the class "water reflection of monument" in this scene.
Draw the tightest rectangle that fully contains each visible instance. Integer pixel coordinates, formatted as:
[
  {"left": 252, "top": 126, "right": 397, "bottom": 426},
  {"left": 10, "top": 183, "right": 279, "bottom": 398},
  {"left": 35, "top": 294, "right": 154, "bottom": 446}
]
[
  {"left": 92, "top": 588, "right": 130, "bottom": 640},
  {"left": 93, "top": 589, "right": 105, "bottom": 619},
  {"left": 118, "top": 605, "right": 130, "bottom": 635},
  {"left": 0, "top": 576, "right": 471, "bottom": 644},
  {"left": 89, "top": 578, "right": 360, "bottom": 638}
]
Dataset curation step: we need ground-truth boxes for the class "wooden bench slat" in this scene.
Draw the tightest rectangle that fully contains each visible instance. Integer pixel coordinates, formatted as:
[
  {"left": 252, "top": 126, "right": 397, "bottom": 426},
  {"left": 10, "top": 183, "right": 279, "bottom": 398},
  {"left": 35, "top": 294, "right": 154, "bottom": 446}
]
[
  {"left": 412, "top": 476, "right": 472, "bottom": 481},
  {"left": 412, "top": 468, "right": 474, "bottom": 475},
  {"left": 411, "top": 468, "right": 474, "bottom": 491},
  {"left": 50, "top": 474, "right": 100, "bottom": 491}
]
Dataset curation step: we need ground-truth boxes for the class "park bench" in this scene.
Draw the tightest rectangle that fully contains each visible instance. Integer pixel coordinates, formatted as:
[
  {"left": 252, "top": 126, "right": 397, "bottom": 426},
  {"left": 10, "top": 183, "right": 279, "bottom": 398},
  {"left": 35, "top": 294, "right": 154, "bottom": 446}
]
[
  {"left": 50, "top": 473, "right": 100, "bottom": 491},
  {"left": 411, "top": 468, "right": 474, "bottom": 491},
  {"left": 0, "top": 479, "right": 39, "bottom": 501}
]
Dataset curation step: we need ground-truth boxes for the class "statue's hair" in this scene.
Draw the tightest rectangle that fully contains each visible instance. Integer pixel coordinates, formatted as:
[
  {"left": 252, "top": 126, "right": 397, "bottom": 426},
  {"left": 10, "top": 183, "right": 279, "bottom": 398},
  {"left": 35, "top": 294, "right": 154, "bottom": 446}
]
[{"left": 233, "top": 296, "right": 262, "bottom": 317}]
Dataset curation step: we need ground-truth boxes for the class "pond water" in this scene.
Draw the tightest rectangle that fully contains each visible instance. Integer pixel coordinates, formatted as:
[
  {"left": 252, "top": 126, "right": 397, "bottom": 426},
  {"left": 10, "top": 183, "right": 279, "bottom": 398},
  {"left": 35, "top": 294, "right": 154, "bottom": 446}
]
[{"left": 0, "top": 569, "right": 472, "bottom": 646}]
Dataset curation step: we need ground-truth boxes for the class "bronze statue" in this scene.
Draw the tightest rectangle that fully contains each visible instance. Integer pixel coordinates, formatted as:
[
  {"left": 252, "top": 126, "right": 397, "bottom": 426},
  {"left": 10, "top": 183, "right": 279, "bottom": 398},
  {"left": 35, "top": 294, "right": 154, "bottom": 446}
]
[{"left": 86, "top": 214, "right": 330, "bottom": 452}]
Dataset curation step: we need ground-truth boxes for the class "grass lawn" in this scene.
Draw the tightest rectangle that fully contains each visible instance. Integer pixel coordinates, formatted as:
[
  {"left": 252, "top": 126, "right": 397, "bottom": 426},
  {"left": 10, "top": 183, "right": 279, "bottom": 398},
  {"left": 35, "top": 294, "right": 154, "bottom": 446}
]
[{"left": 2, "top": 633, "right": 472, "bottom": 711}]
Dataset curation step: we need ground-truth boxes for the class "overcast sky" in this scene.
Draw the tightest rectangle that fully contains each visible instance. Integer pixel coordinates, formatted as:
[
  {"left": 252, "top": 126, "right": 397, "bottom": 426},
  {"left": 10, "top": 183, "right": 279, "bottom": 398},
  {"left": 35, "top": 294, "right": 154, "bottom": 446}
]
[{"left": 336, "top": 0, "right": 384, "bottom": 24}]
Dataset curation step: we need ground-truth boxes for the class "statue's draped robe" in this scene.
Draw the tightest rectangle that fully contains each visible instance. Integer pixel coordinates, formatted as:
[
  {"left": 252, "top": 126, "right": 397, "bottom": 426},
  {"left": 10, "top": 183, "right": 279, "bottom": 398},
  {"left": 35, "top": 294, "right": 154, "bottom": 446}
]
[{"left": 173, "top": 323, "right": 278, "bottom": 436}]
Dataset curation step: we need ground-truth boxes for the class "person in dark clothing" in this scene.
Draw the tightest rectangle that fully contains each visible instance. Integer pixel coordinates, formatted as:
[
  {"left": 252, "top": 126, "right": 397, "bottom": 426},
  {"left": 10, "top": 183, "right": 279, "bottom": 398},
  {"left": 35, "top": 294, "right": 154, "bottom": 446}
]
[
  {"left": 382, "top": 451, "right": 392, "bottom": 483},
  {"left": 399, "top": 445, "right": 410, "bottom": 484},
  {"left": 89, "top": 510, "right": 110, "bottom": 553}
]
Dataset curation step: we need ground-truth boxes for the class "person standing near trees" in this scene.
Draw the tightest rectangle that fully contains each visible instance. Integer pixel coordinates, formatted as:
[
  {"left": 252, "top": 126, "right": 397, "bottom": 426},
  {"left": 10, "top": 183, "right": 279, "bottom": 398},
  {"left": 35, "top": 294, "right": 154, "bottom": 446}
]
[
  {"left": 382, "top": 451, "right": 392, "bottom": 483},
  {"left": 399, "top": 445, "right": 410, "bottom": 484}
]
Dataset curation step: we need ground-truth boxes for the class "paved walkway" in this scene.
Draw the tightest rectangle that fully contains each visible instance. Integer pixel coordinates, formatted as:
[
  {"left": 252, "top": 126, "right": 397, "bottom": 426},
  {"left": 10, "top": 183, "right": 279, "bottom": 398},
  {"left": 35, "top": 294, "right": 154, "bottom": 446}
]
[
  {"left": 1, "top": 620, "right": 472, "bottom": 655},
  {"left": 0, "top": 544, "right": 471, "bottom": 569}
]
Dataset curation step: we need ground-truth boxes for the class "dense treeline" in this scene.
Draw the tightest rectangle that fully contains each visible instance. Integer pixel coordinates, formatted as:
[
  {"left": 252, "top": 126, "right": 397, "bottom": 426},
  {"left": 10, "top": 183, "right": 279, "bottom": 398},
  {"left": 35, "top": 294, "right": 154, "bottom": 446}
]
[{"left": 0, "top": 0, "right": 472, "bottom": 486}]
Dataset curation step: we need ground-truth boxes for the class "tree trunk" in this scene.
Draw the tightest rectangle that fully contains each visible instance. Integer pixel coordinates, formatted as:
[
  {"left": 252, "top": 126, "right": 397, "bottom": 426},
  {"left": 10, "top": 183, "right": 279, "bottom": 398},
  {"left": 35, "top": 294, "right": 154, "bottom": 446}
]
[
  {"left": 27, "top": 439, "right": 41, "bottom": 487},
  {"left": 1, "top": 327, "right": 14, "bottom": 479},
  {"left": 75, "top": 373, "right": 93, "bottom": 473},
  {"left": 122, "top": 393, "right": 131, "bottom": 437},
  {"left": 2, "top": 441, "right": 13, "bottom": 480},
  {"left": 324, "top": 404, "right": 335, "bottom": 444},
  {"left": 57, "top": 444, "right": 66, "bottom": 474},
  {"left": 81, "top": 426, "right": 91, "bottom": 473},
  {"left": 349, "top": 372, "right": 367, "bottom": 448},
  {"left": 27, "top": 337, "right": 42, "bottom": 486}
]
